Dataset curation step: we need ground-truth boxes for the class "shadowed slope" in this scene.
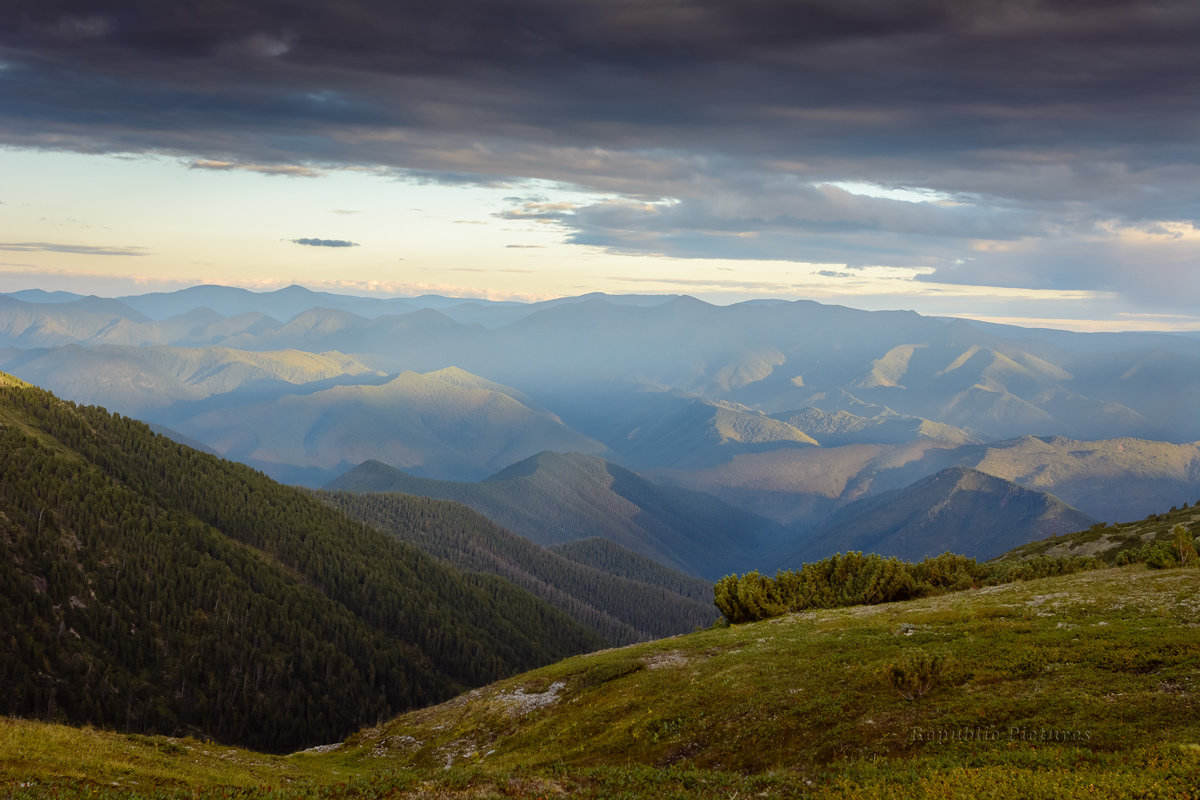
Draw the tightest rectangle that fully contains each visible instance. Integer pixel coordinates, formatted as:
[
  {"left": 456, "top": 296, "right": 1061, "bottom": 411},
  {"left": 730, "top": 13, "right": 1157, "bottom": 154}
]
[
  {"left": 0, "top": 373, "right": 601, "bottom": 752},
  {"left": 327, "top": 451, "right": 780, "bottom": 579}
]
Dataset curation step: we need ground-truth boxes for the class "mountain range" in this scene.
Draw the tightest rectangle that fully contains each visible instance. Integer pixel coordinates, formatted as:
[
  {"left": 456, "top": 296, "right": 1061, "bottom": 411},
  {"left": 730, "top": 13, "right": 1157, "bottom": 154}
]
[
  {"left": 4, "top": 362, "right": 1199, "bottom": 796},
  {"left": 5, "top": 286, "right": 1199, "bottom": 441},
  {"left": 4, "top": 284, "right": 1200, "bottom": 566},
  {"left": 326, "top": 451, "right": 780, "bottom": 579}
]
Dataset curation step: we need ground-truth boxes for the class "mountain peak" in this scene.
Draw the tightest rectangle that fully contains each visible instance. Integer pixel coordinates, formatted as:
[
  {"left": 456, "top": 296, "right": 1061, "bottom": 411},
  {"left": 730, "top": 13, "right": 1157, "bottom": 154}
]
[
  {"left": 787, "top": 465, "right": 1097, "bottom": 564},
  {"left": 273, "top": 284, "right": 317, "bottom": 296}
]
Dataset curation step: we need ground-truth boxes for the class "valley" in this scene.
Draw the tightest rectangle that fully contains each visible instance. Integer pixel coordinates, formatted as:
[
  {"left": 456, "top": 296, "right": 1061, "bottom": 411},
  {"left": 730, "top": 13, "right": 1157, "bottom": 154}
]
[
  {"left": 7, "top": 2, "right": 1198, "bottom": 795},
  {"left": 2, "top": 286, "right": 1198, "bottom": 798},
  {"left": 3, "top": 286, "right": 1199, "bottom": 565}
]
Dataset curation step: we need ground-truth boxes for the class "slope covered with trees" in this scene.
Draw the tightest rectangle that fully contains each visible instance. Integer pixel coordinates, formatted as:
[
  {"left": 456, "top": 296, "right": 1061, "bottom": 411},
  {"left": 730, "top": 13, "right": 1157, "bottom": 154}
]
[
  {"left": 0, "top": 373, "right": 601, "bottom": 753},
  {"left": 318, "top": 491, "right": 716, "bottom": 644}
]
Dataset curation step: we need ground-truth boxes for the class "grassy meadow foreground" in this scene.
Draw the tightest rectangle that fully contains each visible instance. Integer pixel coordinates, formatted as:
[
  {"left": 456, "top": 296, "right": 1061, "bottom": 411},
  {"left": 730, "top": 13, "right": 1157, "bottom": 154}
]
[{"left": 4, "top": 565, "right": 1198, "bottom": 799}]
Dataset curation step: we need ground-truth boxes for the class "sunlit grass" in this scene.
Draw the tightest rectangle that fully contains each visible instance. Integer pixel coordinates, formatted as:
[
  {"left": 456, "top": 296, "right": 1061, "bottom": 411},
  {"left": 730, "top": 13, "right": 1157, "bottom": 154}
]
[{"left": 5, "top": 565, "right": 1199, "bottom": 798}]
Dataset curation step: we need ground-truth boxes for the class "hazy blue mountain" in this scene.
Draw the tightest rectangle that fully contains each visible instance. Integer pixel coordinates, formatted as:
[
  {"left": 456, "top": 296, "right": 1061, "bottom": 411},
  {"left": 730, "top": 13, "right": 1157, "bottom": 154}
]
[
  {"left": 433, "top": 292, "right": 680, "bottom": 328},
  {"left": 1, "top": 344, "right": 206, "bottom": 412},
  {"left": 4, "top": 285, "right": 1200, "bottom": 528},
  {"left": 172, "top": 367, "right": 604, "bottom": 485},
  {"left": 775, "top": 467, "right": 1097, "bottom": 565},
  {"left": 111, "top": 285, "right": 676, "bottom": 327},
  {"left": 117, "top": 284, "right": 421, "bottom": 322},
  {"left": 0, "top": 294, "right": 147, "bottom": 347},
  {"left": 219, "top": 307, "right": 484, "bottom": 372},
  {"left": 4, "top": 289, "right": 87, "bottom": 303},
  {"left": 543, "top": 387, "right": 818, "bottom": 470},
  {"left": 958, "top": 317, "right": 1200, "bottom": 358},
  {"left": 444, "top": 297, "right": 1200, "bottom": 442},
  {"left": 0, "top": 344, "right": 382, "bottom": 415},
  {"left": 956, "top": 435, "right": 1200, "bottom": 523},
  {"left": 833, "top": 338, "right": 1158, "bottom": 440},
  {"left": 4, "top": 287, "right": 1200, "bottom": 441},
  {"left": 326, "top": 451, "right": 780, "bottom": 579},
  {"left": 180, "top": 310, "right": 283, "bottom": 344},
  {"left": 665, "top": 435, "right": 1200, "bottom": 527},
  {"left": 770, "top": 405, "right": 978, "bottom": 446}
]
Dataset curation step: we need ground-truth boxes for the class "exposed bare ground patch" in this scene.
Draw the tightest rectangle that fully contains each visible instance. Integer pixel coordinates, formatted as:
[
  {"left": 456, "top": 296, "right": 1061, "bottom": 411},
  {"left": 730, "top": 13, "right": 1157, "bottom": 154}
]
[
  {"left": 494, "top": 680, "right": 566, "bottom": 718},
  {"left": 643, "top": 650, "right": 689, "bottom": 670}
]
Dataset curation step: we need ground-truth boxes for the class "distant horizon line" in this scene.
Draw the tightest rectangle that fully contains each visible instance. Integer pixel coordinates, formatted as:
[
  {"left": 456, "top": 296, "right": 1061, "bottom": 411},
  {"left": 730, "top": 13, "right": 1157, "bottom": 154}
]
[{"left": 3, "top": 282, "right": 1199, "bottom": 336}]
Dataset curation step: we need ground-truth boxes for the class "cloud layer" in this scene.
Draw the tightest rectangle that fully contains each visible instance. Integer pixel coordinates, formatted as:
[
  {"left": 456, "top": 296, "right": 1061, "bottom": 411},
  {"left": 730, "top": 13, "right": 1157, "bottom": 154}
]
[{"left": 2, "top": 0, "right": 1197, "bottom": 311}]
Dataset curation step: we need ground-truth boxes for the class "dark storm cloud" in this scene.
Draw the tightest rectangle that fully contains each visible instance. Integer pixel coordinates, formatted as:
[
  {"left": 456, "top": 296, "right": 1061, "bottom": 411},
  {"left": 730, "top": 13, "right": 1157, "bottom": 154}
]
[
  {"left": 4, "top": 1, "right": 1194, "bottom": 176},
  {"left": 290, "top": 238, "right": 358, "bottom": 248},
  {"left": 3, "top": 0, "right": 1199, "bottom": 306}
]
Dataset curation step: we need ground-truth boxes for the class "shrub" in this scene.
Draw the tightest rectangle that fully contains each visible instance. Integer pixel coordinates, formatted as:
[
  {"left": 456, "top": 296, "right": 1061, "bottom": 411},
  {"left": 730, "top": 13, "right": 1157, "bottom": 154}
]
[
  {"left": 714, "top": 551, "right": 1101, "bottom": 624},
  {"left": 1114, "top": 548, "right": 1138, "bottom": 566},
  {"left": 884, "top": 649, "right": 954, "bottom": 701},
  {"left": 1144, "top": 542, "right": 1178, "bottom": 569},
  {"left": 713, "top": 571, "right": 785, "bottom": 623}
]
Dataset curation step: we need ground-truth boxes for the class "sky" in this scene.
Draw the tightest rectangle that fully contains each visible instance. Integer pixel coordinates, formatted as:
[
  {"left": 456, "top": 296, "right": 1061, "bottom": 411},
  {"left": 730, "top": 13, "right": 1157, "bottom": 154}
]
[{"left": 1, "top": 0, "right": 1198, "bottom": 331}]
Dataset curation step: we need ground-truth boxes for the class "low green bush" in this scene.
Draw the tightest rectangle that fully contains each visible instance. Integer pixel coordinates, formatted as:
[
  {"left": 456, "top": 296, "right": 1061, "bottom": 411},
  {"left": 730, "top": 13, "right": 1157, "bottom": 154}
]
[
  {"left": 714, "top": 551, "right": 1102, "bottom": 623},
  {"left": 884, "top": 648, "right": 954, "bottom": 701}
]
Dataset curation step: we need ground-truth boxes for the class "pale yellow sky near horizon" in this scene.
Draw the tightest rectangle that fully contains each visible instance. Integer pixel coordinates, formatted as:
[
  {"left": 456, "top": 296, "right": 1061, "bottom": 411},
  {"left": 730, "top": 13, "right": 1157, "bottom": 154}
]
[{"left": 3, "top": 149, "right": 1197, "bottom": 333}]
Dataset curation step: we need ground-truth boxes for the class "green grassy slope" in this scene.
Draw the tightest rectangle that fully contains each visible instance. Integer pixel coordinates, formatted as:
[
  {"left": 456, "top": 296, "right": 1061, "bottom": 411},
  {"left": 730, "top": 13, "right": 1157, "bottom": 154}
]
[
  {"left": 1001, "top": 498, "right": 1200, "bottom": 563},
  {"left": 3, "top": 565, "right": 1198, "bottom": 798},
  {"left": 351, "top": 565, "right": 1199, "bottom": 774},
  {"left": 0, "top": 373, "right": 602, "bottom": 753},
  {"left": 317, "top": 491, "right": 717, "bottom": 645}
]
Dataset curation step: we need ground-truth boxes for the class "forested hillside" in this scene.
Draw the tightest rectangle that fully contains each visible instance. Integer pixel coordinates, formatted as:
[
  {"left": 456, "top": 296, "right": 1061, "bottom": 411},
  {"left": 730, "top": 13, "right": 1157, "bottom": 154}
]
[
  {"left": 320, "top": 491, "right": 716, "bottom": 643},
  {"left": 0, "top": 373, "right": 602, "bottom": 753},
  {"left": 549, "top": 537, "right": 714, "bottom": 603}
]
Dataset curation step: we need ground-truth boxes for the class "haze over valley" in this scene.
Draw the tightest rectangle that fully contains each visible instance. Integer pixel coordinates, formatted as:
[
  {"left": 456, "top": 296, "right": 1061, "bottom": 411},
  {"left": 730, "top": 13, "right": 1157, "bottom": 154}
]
[
  {"left": 3, "top": 1, "right": 1199, "bottom": 794},
  {"left": 3, "top": 284, "right": 1199, "bottom": 569}
]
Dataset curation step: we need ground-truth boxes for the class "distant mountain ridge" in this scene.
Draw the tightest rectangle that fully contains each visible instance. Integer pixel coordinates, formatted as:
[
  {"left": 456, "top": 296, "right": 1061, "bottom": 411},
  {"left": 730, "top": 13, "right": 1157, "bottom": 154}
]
[
  {"left": 665, "top": 435, "right": 1200, "bottom": 527},
  {"left": 4, "top": 284, "right": 1200, "bottom": 545},
  {"left": 4, "top": 286, "right": 1199, "bottom": 444},
  {"left": 167, "top": 366, "right": 605, "bottom": 485},
  {"left": 326, "top": 451, "right": 780, "bottom": 579},
  {"left": 777, "top": 466, "right": 1097, "bottom": 564},
  {"left": 0, "top": 344, "right": 383, "bottom": 414}
]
